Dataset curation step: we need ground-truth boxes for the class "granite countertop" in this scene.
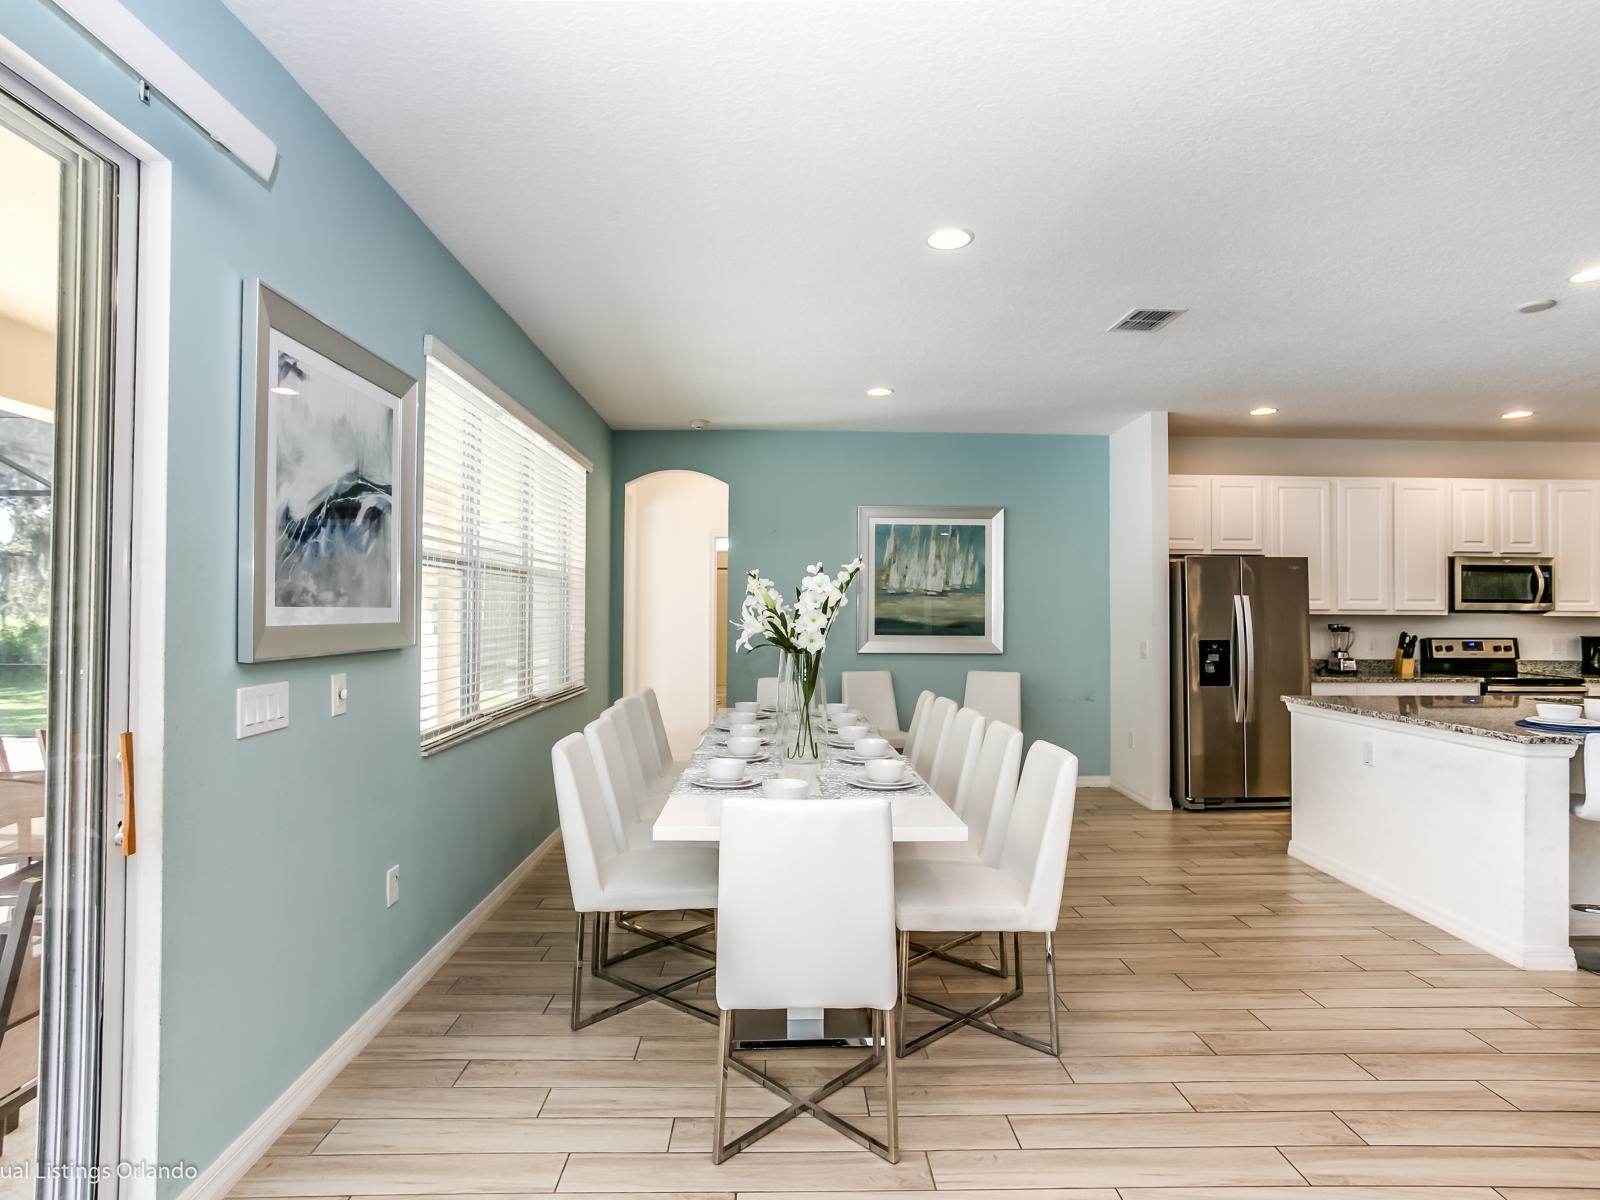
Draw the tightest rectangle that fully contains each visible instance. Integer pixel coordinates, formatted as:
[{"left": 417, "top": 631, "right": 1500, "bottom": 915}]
[
  {"left": 1311, "top": 660, "right": 1587, "bottom": 685},
  {"left": 1283, "top": 693, "right": 1591, "bottom": 745}
]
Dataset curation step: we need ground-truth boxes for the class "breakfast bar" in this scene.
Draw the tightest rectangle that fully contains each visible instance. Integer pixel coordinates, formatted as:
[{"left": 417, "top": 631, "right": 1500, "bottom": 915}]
[{"left": 1284, "top": 693, "right": 1592, "bottom": 970}]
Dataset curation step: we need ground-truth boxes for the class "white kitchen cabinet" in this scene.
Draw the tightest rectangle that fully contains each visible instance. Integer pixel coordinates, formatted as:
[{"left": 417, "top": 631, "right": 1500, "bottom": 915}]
[
  {"left": 1335, "top": 479, "right": 1394, "bottom": 611},
  {"left": 1549, "top": 481, "right": 1600, "bottom": 614},
  {"left": 1210, "top": 477, "right": 1265, "bottom": 552},
  {"left": 1266, "top": 477, "right": 1334, "bottom": 612},
  {"left": 1392, "top": 479, "right": 1450, "bottom": 613},
  {"left": 1168, "top": 476, "right": 1210, "bottom": 552},
  {"left": 1451, "top": 480, "right": 1496, "bottom": 553},
  {"left": 1498, "top": 481, "right": 1547, "bottom": 554}
]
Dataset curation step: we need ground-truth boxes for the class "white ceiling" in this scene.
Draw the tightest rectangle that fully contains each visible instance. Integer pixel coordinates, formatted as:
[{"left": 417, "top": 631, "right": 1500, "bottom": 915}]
[
  {"left": 222, "top": 0, "right": 1600, "bottom": 438},
  {"left": 0, "top": 127, "right": 59, "bottom": 333}
]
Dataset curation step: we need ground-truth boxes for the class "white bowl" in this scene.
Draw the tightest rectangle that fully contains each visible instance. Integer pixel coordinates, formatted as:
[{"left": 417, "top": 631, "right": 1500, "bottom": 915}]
[
  {"left": 727, "top": 711, "right": 759, "bottom": 728},
  {"left": 853, "top": 736, "right": 889, "bottom": 759},
  {"left": 707, "top": 756, "right": 748, "bottom": 782},
  {"left": 865, "top": 758, "right": 907, "bottom": 784},
  {"left": 836, "top": 723, "right": 869, "bottom": 743},
  {"left": 725, "top": 735, "right": 761, "bottom": 756},
  {"left": 762, "top": 777, "right": 810, "bottom": 800},
  {"left": 825, "top": 703, "right": 850, "bottom": 716},
  {"left": 734, "top": 701, "right": 759, "bottom": 713},
  {"left": 1536, "top": 701, "right": 1583, "bottom": 721}
]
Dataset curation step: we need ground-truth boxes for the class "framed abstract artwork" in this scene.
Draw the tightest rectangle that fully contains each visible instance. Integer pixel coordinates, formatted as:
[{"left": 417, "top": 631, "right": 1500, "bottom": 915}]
[
  {"left": 237, "top": 280, "right": 418, "bottom": 662},
  {"left": 856, "top": 505, "right": 1004, "bottom": 654}
]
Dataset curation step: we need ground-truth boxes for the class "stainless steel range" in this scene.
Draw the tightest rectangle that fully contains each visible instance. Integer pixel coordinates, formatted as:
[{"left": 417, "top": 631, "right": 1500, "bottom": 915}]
[{"left": 1417, "top": 636, "right": 1588, "bottom": 695}]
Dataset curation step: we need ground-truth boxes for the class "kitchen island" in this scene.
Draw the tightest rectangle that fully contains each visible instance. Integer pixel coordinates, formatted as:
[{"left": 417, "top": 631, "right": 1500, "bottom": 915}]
[{"left": 1283, "top": 693, "right": 1594, "bottom": 970}]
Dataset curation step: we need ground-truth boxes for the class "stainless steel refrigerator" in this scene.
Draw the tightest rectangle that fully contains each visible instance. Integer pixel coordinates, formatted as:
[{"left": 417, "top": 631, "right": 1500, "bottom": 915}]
[{"left": 1169, "top": 555, "right": 1310, "bottom": 811}]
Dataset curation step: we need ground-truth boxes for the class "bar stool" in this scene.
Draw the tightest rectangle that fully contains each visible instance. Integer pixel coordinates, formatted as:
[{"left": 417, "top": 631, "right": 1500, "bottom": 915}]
[{"left": 711, "top": 797, "right": 900, "bottom": 1163}]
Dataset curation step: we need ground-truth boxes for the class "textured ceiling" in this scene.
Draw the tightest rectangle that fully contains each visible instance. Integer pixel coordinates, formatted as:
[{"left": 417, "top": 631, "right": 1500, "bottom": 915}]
[{"left": 221, "top": 0, "right": 1600, "bottom": 437}]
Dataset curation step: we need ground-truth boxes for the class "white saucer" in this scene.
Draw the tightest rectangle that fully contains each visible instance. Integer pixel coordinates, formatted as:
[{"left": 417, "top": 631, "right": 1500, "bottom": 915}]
[
  {"left": 1525, "top": 715, "right": 1600, "bottom": 729},
  {"left": 715, "top": 722, "right": 773, "bottom": 734},
  {"left": 849, "top": 771, "right": 918, "bottom": 791},
  {"left": 836, "top": 752, "right": 896, "bottom": 765},
  {"left": 689, "top": 774, "right": 761, "bottom": 790},
  {"left": 712, "top": 751, "right": 770, "bottom": 763}
]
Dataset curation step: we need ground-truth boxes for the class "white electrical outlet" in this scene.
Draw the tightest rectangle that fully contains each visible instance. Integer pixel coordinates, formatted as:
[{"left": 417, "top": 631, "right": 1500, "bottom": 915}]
[
  {"left": 1127, "top": 730, "right": 1136, "bottom": 748},
  {"left": 1362, "top": 740, "right": 1377, "bottom": 767},
  {"left": 331, "top": 673, "right": 348, "bottom": 717},
  {"left": 385, "top": 865, "right": 400, "bottom": 908},
  {"left": 236, "top": 682, "right": 289, "bottom": 738}
]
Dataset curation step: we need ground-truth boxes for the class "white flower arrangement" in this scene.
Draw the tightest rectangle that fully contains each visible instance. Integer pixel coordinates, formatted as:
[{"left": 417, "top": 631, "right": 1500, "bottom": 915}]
[{"left": 735, "top": 557, "right": 864, "bottom": 656}]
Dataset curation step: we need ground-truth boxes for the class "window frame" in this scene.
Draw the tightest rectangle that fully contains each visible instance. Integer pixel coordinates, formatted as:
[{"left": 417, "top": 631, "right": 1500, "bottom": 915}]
[{"left": 419, "top": 336, "right": 591, "bottom": 756}]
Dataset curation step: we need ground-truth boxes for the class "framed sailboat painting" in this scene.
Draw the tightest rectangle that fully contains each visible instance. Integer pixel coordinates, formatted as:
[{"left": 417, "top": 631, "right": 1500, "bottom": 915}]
[{"left": 856, "top": 506, "right": 1004, "bottom": 654}]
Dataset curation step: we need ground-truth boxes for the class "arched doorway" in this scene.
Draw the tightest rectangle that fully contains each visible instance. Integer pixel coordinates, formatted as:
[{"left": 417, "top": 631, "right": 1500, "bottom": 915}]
[{"left": 622, "top": 471, "right": 729, "bottom": 755}]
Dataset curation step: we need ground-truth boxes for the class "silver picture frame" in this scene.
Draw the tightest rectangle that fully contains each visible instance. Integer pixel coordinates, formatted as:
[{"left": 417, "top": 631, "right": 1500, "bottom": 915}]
[
  {"left": 856, "top": 505, "right": 1004, "bottom": 655},
  {"left": 238, "top": 279, "right": 418, "bottom": 662}
]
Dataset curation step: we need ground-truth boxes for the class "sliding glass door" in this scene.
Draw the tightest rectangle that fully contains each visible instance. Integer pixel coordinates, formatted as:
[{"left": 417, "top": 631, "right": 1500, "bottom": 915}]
[{"left": 0, "top": 75, "right": 138, "bottom": 1200}]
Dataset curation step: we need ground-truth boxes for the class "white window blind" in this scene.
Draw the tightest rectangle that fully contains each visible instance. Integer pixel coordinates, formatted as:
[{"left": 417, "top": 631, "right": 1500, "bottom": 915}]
[{"left": 420, "top": 344, "right": 588, "bottom": 752}]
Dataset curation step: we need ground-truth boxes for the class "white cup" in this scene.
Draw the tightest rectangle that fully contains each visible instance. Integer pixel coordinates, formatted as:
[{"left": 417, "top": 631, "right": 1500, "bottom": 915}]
[
  {"left": 865, "top": 758, "right": 906, "bottom": 784},
  {"left": 727, "top": 711, "right": 759, "bottom": 729},
  {"left": 825, "top": 702, "right": 850, "bottom": 717},
  {"left": 735, "top": 701, "right": 759, "bottom": 713},
  {"left": 707, "top": 757, "right": 747, "bottom": 782},
  {"left": 762, "top": 777, "right": 810, "bottom": 800},
  {"left": 1586, "top": 698, "right": 1600, "bottom": 721},
  {"left": 837, "top": 723, "right": 869, "bottom": 743},
  {"left": 853, "top": 736, "right": 889, "bottom": 759},
  {"left": 726, "top": 735, "right": 760, "bottom": 757}
]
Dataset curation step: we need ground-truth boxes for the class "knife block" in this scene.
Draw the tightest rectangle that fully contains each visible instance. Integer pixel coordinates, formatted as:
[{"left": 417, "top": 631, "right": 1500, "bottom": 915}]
[{"left": 1393, "top": 653, "right": 1417, "bottom": 680}]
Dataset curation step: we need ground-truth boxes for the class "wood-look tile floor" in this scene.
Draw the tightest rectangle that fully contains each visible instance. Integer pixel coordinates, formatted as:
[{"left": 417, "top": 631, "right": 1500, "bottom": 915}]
[{"left": 232, "top": 788, "right": 1600, "bottom": 1199}]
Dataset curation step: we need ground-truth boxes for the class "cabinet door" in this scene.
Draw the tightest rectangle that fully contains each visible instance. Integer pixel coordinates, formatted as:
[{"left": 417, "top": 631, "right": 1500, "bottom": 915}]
[
  {"left": 1498, "top": 481, "right": 1547, "bottom": 554},
  {"left": 1210, "top": 477, "right": 1264, "bottom": 552},
  {"left": 1266, "top": 478, "right": 1334, "bottom": 612},
  {"left": 1451, "top": 480, "right": 1496, "bottom": 553},
  {"left": 1549, "top": 481, "right": 1600, "bottom": 613},
  {"left": 1335, "top": 479, "right": 1394, "bottom": 611},
  {"left": 1392, "top": 479, "right": 1450, "bottom": 613},
  {"left": 1168, "top": 476, "right": 1210, "bottom": 552}
]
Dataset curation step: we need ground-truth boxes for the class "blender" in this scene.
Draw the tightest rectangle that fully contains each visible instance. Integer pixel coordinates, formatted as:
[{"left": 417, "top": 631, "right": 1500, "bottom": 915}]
[{"left": 1326, "top": 623, "right": 1359, "bottom": 674}]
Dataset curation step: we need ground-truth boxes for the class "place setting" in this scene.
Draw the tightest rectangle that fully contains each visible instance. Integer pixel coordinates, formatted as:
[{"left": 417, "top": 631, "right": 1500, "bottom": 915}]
[{"left": 1516, "top": 697, "right": 1600, "bottom": 733}]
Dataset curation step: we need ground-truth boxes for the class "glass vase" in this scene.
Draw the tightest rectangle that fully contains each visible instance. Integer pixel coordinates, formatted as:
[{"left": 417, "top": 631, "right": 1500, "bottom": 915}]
[{"left": 777, "top": 650, "right": 828, "bottom": 764}]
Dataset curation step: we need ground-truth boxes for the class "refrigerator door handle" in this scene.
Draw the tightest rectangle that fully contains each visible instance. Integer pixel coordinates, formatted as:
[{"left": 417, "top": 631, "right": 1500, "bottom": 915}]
[
  {"left": 1241, "top": 593, "right": 1257, "bottom": 721},
  {"left": 1231, "top": 593, "right": 1248, "bottom": 723}
]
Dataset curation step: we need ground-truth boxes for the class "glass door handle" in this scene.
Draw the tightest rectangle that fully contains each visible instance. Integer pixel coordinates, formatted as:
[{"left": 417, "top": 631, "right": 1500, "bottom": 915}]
[{"left": 115, "top": 731, "right": 136, "bottom": 856}]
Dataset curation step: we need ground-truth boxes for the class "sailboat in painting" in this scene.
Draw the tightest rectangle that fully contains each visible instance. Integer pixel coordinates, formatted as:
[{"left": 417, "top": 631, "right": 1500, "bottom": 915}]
[{"left": 871, "top": 523, "right": 986, "bottom": 637}]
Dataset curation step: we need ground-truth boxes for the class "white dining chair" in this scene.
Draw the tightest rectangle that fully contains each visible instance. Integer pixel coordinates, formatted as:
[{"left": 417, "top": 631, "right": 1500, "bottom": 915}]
[
  {"left": 552, "top": 733, "right": 719, "bottom": 1030},
  {"left": 964, "top": 670, "right": 1022, "bottom": 731},
  {"left": 641, "top": 688, "right": 678, "bottom": 773},
  {"left": 585, "top": 711, "right": 657, "bottom": 846},
  {"left": 894, "top": 739, "right": 1079, "bottom": 1056},
  {"left": 901, "top": 690, "right": 935, "bottom": 764},
  {"left": 899, "top": 719, "right": 1024, "bottom": 979},
  {"left": 929, "top": 705, "right": 984, "bottom": 805},
  {"left": 711, "top": 796, "right": 900, "bottom": 1163},
  {"left": 909, "top": 696, "right": 955, "bottom": 780},
  {"left": 755, "top": 676, "right": 779, "bottom": 709},
  {"left": 622, "top": 692, "right": 687, "bottom": 783},
  {"left": 842, "top": 671, "right": 905, "bottom": 749}
]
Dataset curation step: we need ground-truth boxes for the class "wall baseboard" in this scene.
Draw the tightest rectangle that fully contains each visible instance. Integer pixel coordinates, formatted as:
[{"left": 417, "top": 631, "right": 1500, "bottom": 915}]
[
  {"left": 177, "top": 829, "right": 562, "bottom": 1200},
  {"left": 1106, "top": 778, "right": 1174, "bottom": 811},
  {"left": 1079, "top": 775, "right": 1111, "bottom": 788}
]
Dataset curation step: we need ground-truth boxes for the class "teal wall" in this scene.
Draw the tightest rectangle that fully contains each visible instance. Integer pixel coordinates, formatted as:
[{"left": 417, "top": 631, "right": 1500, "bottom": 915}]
[
  {"left": 5, "top": 0, "right": 610, "bottom": 1185},
  {"left": 611, "top": 432, "right": 1110, "bottom": 772}
]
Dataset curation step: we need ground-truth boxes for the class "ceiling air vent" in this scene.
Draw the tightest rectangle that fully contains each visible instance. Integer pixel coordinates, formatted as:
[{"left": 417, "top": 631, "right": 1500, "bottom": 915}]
[{"left": 1108, "top": 307, "right": 1187, "bottom": 332}]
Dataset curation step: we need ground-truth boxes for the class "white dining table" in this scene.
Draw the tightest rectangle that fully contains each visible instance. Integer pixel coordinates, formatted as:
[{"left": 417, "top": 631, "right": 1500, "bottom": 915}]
[{"left": 652, "top": 712, "right": 968, "bottom": 844}]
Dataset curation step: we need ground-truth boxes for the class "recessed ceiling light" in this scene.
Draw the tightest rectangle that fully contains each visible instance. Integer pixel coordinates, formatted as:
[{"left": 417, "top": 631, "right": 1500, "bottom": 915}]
[
  {"left": 927, "top": 227, "right": 974, "bottom": 250},
  {"left": 688, "top": 417, "right": 710, "bottom": 431},
  {"left": 1501, "top": 409, "right": 1535, "bottom": 421},
  {"left": 1569, "top": 266, "right": 1600, "bottom": 284},
  {"left": 1249, "top": 406, "right": 1278, "bottom": 416},
  {"left": 865, "top": 386, "right": 894, "bottom": 397},
  {"left": 1518, "top": 299, "right": 1557, "bottom": 314}
]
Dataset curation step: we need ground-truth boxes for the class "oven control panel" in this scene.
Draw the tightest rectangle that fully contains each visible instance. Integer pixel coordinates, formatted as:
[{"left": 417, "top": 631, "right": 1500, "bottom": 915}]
[{"left": 1422, "top": 637, "right": 1518, "bottom": 661}]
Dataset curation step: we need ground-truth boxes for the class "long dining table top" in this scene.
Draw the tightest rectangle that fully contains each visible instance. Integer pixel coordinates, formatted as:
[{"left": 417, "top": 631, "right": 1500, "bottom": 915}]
[{"left": 652, "top": 712, "right": 968, "bottom": 844}]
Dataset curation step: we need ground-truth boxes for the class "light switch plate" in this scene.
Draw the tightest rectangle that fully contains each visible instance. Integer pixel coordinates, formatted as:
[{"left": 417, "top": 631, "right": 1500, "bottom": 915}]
[
  {"left": 331, "top": 673, "right": 348, "bottom": 717},
  {"left": 385, "top": 865, "right": 400, "bottom": 908},
  {"left": 237, "top": 682, "right": 289, "bottom": 738}
]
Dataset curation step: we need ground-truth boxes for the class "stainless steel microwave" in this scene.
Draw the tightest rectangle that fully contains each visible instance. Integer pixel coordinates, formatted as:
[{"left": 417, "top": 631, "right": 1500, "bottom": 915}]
[{"left": 1449, "top": 555, "right": 1555, "bottom": 612}]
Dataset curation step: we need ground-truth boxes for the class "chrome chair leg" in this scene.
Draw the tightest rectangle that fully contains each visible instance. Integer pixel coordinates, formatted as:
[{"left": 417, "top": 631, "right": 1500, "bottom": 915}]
[
  {"left": 898, "top": 931, "right": 1061, "bottom": 1056},
  {"left": 884, "top": 1006, "right": 899, "bottom": 1161},
  {"left": 906, "top": 930, "right": 1009, "bottom": 978},
  {"left": 896, "top": 930, "right": 911, "bottom": 1058},
  {"left": 710, "top": 1006, "right": 900, "bottom": 1163},
  {"left": 571, "top": 910, "right": 718, "bottom": 1029}
]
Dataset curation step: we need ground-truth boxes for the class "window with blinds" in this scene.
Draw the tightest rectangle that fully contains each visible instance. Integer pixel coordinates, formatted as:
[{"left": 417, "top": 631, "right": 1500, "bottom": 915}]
[{"left": 420, "top": 341, "right": 589, "bottom": 752}]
